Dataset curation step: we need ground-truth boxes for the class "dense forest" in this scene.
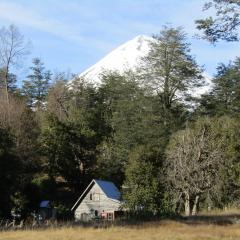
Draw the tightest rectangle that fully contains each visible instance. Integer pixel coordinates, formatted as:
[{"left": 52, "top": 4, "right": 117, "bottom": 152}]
[{"left": 0, "top": 0, "right": 239, "bottom": 219}]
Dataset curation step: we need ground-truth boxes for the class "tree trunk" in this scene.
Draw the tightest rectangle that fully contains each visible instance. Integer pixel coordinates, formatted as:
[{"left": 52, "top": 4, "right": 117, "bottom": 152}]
[
  {"left": 192, "top": 195, "right": 199, "bottom": 216},
  {"left": 3, "top": 67, "right": 10, "bottom": 124},
  {"left": 184, "top": 192, "right": 191, "bottom": 216}
]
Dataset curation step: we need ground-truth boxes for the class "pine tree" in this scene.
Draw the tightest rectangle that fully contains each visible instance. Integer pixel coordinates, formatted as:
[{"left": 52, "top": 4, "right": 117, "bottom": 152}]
[{"left": 22, "top": 58, "right": 51, "bottom": 108}]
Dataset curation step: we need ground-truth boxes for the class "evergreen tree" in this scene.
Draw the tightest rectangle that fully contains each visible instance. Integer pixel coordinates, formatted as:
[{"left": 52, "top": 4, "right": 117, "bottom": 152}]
[{"left": 22, "top": 58, "right": 51, "bottom": 107}]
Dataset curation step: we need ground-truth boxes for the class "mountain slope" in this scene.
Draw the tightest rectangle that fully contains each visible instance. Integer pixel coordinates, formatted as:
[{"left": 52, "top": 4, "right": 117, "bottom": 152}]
[
  {"left": 72, "top": 35, "right": 212, "bottom": 96},
  {"left": 77, "top": 35, "right": 152, "bottom": 84}
]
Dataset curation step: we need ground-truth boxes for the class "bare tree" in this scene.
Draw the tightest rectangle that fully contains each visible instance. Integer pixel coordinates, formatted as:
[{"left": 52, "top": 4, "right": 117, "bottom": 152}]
[
  {"left": 165, "top": 117, "right": 228, "bottom": 216},
  {"left": 0, "top": 89, "right": 26, "bottom": 128},
  {"left": 46, "top": 72, "right": 77, "bottom": 120},
  {"left": 47, "top": 79, "right": 70, "bottom": 120},
  {"left": 0, "top": 25, "right": 29, "bottom": 121}
]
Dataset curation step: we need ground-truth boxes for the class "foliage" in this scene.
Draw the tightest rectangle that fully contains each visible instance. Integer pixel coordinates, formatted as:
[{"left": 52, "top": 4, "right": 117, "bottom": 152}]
[
  {"left": 41, "top": 114, "right": 96, "bottom": 192},
  {"left": 54, "top": 203, "right": 71, "bottom": 220},
  {"left": 0, "top": 24, "right": 29, "bottom": 114},
  {"left": 22, "top": 58, "right": 51, "bottom": 108},
  {"left": 0, "top": 23, "right": 239, "bottom": 219},
  {"left": 124, "top": 146, "right": 165, "bottom": 215},
  {"left": 0, "top": 127, "right": 21, "bottom": 217},
  {"left": 196, "top": 0, "right": 240, "bottom": 43},
  {"left": 165, "top": 116, "right": 240, "bottom": 215},
  {"left": 140, "top": 26, "right": 203, "bottom": 114},
  {"left": 96, "top": 71, "right": 150, "bottom": 185},
  {"left": 196, "top": 57, "right": 240, "bottom": 117},
  {"left": 0, "top": 68, "right": 17, "bottom": 92}
]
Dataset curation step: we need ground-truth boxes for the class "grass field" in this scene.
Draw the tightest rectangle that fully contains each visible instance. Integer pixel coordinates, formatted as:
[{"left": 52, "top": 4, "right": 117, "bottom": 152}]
[{"left": 0, "top": 220, "right": 240, "bottom": 240}]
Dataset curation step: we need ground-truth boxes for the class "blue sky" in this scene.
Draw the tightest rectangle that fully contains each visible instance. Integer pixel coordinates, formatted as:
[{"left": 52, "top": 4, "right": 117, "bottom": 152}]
[{"left": 0, "top": 0, "right": 239, "bottom": 83}]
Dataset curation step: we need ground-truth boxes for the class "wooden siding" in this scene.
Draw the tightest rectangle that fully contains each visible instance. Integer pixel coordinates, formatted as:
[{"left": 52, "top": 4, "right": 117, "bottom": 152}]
[{"left": 74, "top": 183, "right": 121, "bottom": 221}]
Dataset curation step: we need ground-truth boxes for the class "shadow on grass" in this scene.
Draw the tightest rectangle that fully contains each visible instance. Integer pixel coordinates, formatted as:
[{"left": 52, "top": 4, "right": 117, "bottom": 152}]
[
  {"left": 85, "top": 212, "right": 240, "bottom": 229},
  {"left": 102, "top": 211, "right": 240, "bottom": 228},
  {"left": 179, "top": 213, "right": 240, "bottom": 226}
]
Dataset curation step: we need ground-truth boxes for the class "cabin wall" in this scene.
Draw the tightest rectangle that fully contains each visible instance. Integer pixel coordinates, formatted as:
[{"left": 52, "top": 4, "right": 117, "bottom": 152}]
[{"left": 74, "top": 183, "right": 121, "bottom": 221}]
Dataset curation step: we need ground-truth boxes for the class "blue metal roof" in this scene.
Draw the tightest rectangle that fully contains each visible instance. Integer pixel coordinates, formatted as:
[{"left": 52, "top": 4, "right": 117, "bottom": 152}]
[
  {"left": 71, "top": 179, "right": 121, "bottom": 211},
  {"left": 94, "top": 179, "right": 121, "bottom": 201},
  {"left": 40, "top": 200, "right": 50, "bottom": 208}
]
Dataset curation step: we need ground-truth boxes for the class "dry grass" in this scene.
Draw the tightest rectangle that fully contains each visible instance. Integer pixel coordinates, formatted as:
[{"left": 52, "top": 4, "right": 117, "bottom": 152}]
[
  {"left": 199, "top": 208, "right": 240, "bottom": 216},
  {"left": 0, "top": 221, "right": 240, "bottom": 240}
]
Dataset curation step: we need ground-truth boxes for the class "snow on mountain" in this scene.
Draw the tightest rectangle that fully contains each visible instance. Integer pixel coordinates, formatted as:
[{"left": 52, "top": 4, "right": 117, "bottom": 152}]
[
  {"left": 71, "top": 35, "right": 212, "bottom": 96},
  {"left": 76, "top": 35, "right": 152, "bottom": 84}
]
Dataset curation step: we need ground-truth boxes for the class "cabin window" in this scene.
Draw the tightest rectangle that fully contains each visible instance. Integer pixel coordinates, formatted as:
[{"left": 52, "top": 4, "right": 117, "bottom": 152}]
[
  {"left": 107, "top": 212, "right": 113, "bottom": 221},
  {"left": 90, "top": 193, "right": 92, "bottom": 200},
  {"left": 94, "top": 193, "right": 100, "bottom": 201}
]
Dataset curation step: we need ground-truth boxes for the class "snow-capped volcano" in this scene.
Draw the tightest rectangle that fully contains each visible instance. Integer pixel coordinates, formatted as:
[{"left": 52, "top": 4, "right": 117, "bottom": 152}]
[
  {"left": 77, "top": 35, "right": 153, "bottom": 84},
  {"left": 72, "top": 34, "right": 212, "bottom": 96}
]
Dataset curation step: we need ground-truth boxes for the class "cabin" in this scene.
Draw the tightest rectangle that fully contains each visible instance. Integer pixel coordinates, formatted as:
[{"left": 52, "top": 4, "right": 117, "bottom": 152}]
[{"left": 71, "top": 179, "right": 122, "bottom": 221}]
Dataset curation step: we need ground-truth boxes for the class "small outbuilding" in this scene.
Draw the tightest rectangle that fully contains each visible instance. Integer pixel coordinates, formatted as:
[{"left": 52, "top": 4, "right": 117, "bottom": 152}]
[
  {"left": 39, "top": 200, "right": 56, "bottom": 220},
  {"left": 71, "top": 179, "right": 122, "bottom": 221}
]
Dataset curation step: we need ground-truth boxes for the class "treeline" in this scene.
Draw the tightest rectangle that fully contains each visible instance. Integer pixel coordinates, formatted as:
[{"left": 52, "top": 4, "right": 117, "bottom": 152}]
[{"left": 0, "top": 3, "right": 240, "bottom": 218}]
